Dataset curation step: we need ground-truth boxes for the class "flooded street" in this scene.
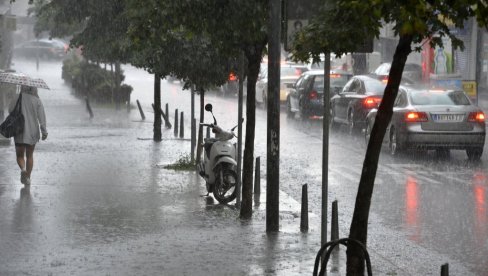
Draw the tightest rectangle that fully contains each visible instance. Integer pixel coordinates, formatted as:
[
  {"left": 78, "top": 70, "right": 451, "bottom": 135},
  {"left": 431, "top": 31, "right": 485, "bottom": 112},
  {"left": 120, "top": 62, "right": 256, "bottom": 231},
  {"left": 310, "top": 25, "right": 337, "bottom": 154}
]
[{"left": 0, "top": 58, "right": 487, "bottom": 275}]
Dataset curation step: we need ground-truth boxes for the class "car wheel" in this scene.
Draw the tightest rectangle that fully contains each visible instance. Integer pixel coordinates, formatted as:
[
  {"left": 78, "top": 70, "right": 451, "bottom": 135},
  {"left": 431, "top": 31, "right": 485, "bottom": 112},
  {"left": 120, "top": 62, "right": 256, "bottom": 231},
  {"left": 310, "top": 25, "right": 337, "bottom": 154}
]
[
  {"left": 364, "top": 122, "right": 372, "bottom": 145},
  {"left": 389, "top": 128, "right": 404, "bottom": 156},
  {"left": 286, "top": 99, "right": 294, "bottom": 118},
  {"left": 330, "top": 107, "right": 340, "bottom": 131},
  {"left": 466, "top": 147, "right": 483, "bottom": 161},
  {"left": 348, "top": 110, "right": 360, "bottom": 135}
]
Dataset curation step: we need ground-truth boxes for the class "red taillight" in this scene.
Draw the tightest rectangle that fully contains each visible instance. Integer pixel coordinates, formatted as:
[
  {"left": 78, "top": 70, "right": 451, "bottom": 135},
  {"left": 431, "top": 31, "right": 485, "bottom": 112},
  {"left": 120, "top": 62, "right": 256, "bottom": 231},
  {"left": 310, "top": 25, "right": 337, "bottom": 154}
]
[
  {"left": 405, "top": 111, "right": 428, "bottom": 122},
  {"left": 309, "top": 90, "right": 318, "bottom": 100},
  {"left": 363, "top": 97, "right": 382, "bottom": 108},
  {"left": 330, "top": 74, "right": 341, "bottom": 79},
  {"left": 468, "top": 112, "right": 485, "bottom": 123},
  {"left": 381, "top": 76, "right": 388, "bottom": 83},
  {"left": 228, "top": 73, "right": 237, "bottom": 81}
]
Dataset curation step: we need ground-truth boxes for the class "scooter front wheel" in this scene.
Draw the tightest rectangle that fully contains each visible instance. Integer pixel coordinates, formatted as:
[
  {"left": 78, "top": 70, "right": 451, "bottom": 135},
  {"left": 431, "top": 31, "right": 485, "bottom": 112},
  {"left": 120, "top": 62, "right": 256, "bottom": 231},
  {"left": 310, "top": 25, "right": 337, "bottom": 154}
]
[{"left": 213, "top": 165, "right": 237, "bottom": 204}]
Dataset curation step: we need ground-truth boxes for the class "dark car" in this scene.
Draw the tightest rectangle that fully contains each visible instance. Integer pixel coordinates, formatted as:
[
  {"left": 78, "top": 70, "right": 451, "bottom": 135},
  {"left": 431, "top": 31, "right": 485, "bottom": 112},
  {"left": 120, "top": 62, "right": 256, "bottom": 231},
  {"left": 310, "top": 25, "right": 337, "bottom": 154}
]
[
  {"left": 330, "top": 75, "right": 389, "bottom": 133},
  {"left": 365, "top": 88, "right": 486, "bottom": 160},
  {"left": 286, "top": 70, "right": 352, "bottom": 119},
  {"left": 13, "top": 39, "right": 68, "bottom": 59}
]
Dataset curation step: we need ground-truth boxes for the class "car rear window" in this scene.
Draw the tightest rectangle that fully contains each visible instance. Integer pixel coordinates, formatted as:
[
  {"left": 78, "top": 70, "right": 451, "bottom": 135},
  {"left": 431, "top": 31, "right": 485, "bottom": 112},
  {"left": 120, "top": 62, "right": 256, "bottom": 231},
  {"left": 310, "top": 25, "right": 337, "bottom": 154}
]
[
  {"left": 410, "top": 91, "right": 471, "bottom": 105},
  {"left": 281, "top": 67, "right": 306, "bottom": 77},
  {"left": 312, "top": 74, "right": 350, "bottom": 91},
  {"left": 364, "top": 79, "right": 387, "bottom": 95}
]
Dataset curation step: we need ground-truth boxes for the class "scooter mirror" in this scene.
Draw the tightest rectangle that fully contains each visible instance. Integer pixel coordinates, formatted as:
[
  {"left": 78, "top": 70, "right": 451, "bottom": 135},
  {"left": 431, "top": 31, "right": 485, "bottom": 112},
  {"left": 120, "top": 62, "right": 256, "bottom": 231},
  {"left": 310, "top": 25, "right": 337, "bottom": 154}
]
[{"left": 204, "top": 104, "right": 213, "bottom": 112}]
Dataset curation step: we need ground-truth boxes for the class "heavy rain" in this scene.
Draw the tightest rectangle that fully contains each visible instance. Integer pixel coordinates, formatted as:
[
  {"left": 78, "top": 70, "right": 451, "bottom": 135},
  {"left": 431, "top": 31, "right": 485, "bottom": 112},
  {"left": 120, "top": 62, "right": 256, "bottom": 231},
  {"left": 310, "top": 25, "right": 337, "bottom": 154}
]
[{"left": 0, "top": 0, "right": 487, "bottom": 275}]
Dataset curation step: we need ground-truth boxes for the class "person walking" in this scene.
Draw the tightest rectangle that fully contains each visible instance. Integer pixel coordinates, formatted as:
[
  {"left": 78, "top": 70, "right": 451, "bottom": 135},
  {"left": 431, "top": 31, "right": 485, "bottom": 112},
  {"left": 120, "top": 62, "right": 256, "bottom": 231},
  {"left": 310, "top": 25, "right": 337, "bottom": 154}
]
[{"left": 9, "top": 85, "right": 47, "bottom": 185}]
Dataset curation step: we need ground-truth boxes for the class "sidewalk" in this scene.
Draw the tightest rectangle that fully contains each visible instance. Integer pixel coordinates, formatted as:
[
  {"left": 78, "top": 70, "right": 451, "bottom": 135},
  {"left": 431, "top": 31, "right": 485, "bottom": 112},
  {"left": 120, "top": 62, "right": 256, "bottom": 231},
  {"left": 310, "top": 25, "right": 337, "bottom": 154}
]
[
  {"left": 0, "top": 98, "right": 407, "bottom": 275},
  {"left": 0, "top": 93, "right": 319, "bottom": 275},
  {"left": 0, "top": 60, "right": 408, "bottom": 275}
]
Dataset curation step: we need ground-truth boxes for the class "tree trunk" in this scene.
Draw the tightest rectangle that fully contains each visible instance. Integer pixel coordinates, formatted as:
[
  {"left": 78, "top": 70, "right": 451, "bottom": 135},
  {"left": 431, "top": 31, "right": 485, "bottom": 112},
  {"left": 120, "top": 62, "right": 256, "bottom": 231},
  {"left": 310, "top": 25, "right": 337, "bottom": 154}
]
[
  {"left": 196, "top": 88, "right": 205, "bottom": 162},
  {"left": 114, "top": 61, "right": 122, "bottom": 110},
  {"left": 346, "top": 34, "right": 413, "bottom": 275},
  {"left": 240, "top": 43, "right": 265, "bottom": 219},
  {"left": 153, "top": 73, "right": 162, "bottom": 141}
]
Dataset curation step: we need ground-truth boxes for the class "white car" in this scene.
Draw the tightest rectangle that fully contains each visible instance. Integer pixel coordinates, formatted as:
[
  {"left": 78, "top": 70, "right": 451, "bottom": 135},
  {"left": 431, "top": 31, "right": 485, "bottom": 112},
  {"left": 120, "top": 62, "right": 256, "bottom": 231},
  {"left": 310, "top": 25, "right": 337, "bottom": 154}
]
[{"left": 255, "top": 64, "right": 308, "bottom": 106}]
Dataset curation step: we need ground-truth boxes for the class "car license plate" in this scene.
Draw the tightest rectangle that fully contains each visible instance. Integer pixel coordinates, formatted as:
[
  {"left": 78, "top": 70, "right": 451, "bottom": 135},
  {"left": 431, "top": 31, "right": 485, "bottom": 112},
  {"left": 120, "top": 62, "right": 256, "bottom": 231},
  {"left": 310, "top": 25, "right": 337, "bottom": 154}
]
[{"left": 431, "top": 113, "right": 464, "bottom": 122}]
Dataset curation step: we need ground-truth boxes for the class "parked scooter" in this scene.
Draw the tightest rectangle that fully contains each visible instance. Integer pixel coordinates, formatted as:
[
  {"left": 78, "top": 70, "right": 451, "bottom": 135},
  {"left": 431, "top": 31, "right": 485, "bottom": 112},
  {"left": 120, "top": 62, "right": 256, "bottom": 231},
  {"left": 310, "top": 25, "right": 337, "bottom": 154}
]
[{"left": 198, "top": 103, "right": 238, "bottom": 204}]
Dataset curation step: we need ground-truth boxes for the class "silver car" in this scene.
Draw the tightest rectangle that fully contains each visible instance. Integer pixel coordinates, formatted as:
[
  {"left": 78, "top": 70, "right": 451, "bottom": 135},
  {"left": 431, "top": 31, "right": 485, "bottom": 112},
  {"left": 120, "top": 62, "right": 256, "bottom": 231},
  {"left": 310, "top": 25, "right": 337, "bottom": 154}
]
[{"left": 365, "top": 88, "right": 486, "bottom": 160}]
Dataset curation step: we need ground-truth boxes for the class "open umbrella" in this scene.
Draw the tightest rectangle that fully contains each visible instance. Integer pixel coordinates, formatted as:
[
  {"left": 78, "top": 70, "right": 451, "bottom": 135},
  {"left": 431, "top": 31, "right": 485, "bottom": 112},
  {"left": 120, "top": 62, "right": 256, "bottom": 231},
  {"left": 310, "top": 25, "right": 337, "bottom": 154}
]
[{"left": 0, "top": 72, "right": 50, "bottom": 90}]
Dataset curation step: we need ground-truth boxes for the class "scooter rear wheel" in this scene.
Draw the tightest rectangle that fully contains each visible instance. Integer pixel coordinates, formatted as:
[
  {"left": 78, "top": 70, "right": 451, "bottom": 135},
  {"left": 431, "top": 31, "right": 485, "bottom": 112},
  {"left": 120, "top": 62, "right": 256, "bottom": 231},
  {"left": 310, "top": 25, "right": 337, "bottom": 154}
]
[{"left": 213, "top": 165, "right": 237, "bottom": 204}]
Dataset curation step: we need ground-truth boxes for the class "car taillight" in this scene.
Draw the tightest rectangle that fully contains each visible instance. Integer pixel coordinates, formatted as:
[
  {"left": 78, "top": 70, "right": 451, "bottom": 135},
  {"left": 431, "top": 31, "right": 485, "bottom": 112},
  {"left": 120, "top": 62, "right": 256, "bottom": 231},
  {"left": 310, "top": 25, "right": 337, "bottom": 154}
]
[
  {"left": 363, "top": 97, "right": 382, "bottom": 108},
  {"left": 405, "top": 111, "right": 428, "bottom": 122},
  {"left": 309, "top": 90, "right": 318, "bottom": 100},
  {"left": 228, "top": 73, "right": 237, "bottom": 81},
  {"left": 468, "top": 111, "right": 485, "bottom": 123}
]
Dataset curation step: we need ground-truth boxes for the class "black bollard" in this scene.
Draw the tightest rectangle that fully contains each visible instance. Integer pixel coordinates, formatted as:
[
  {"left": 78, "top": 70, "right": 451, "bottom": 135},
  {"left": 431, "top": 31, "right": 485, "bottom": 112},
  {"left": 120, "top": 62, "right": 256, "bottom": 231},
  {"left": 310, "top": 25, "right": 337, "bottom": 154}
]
[
  {"left": 136, "top": 100, "right": 145, "bottom": 120},
  {"left": 441, "top": 263, "right": 449, "bottom": 276},
  {"left": 300, "top": 184, "right": 309, "bottom": 233},
  {"left": 254, "top": 156, "right": 261, "bottom": 196},
  {"left": 206, "top": 126, "right": 211, "bottom": 139},
  {"left": 85, "top": 97, "right": 94, "bottom": 118},
  {"left": 191, "top": 118, "right": 196, "bottom": 162},
  {"left": 174, "top": 109, "right": 179, "bottom": 137},
  {"left": 165, "top": 103, "right": 169, "bottom": 128},
  {"left": 180, "top": 112, "right": 184, "bottom": 138},
  {"left": 331, "top": 200, "right": 339, "bottom": 241}
]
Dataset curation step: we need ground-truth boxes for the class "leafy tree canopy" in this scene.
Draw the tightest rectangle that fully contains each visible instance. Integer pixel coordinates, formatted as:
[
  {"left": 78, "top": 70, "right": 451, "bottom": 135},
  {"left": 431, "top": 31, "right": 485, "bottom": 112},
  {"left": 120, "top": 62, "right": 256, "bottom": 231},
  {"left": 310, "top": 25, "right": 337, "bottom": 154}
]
[
  {"left": 291, "top": 0, "right": 488, "bottom": 63},
  {"left": 34, "top": 0, "right": 132, "bottom": 64},
  {"left": 125, "top": 0, "right": 231, "bottom": 90}
]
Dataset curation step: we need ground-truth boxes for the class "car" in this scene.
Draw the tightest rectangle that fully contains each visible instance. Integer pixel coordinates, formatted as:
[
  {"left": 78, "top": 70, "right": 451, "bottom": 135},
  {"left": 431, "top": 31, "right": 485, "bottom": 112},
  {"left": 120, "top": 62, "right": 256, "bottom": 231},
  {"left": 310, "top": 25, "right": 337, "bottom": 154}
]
[
  {"left": 330, "top": 75, "right": 389, "bottom": 133},
  {"left": 365, "top": 88, "right": 486, "bottom": 160},
  {"left": 13, "top": 38, "right": 68, "bottom": 59},
  {"left": 372, "top": 62, "right": 423, "bottom": 83},
  {"left": 219, "top": 72, "right": 239, "bottom": 96},
  {"left": 286, "top": 70, "right": 352, "bottom": 119},
  {"left": 255, "top": 64, "right": 308, "bottom": 106}
]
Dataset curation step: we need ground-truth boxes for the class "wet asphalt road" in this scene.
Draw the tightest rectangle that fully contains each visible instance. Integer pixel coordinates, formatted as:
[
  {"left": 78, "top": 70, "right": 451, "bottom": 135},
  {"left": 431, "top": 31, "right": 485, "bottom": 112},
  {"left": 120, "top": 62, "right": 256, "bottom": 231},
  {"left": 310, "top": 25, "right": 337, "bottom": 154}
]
[
  {"left": 1, "top": 59, "right": 487, "bottom": 275},
  {"left": 127, "top": 63, "right": 488, "bottom": 275}
]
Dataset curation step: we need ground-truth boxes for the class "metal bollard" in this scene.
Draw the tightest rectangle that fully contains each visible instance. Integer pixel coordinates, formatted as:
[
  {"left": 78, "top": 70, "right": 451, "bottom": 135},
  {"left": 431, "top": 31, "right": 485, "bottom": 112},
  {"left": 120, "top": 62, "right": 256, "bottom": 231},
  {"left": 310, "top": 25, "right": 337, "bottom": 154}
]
[
  {"left": 136, "top": 100, "right": 145, "bottom": 120},
  {"left": 441, "top": 263, "right": 449, "bottom": 276},
  {"left": 300, "top": 184, "right": 309, "bottom": 233},
  {"left": 174, "top": 109, "right": 178, "bottom": 137},
  {"left": 206, "top": 126, "right": 210, "bottom": 139},
  {"left": 191, "top": 118, "right": 196, "bottom": 162},
  {"left": 331, "top": 200, "right": 339, "bottom": 241},
  {"left": 254, "top": 157, "right": 261, "bottom": 196},
  {"left": 165, "top": 103, "right": 169, "bottom": 127},
  {"left": 180, "top": 112, "right": 184, "bottom": 138},
  {"left": 85, "top": 97, "right": 94, "bottom": 118}
]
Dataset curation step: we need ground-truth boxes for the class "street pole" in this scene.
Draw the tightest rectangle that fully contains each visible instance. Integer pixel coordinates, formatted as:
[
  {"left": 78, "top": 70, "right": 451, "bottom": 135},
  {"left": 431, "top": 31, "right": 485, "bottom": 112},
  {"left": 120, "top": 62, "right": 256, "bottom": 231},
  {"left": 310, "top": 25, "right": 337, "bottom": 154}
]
[
  {"left": 236, "top": 52, "right": 245, "bottom": 208},
  {"left": 191, "top": 86, "right": 195, "bottom": 162},
  {"left": 266, "top": 0, "right": 281, "bottom": 232},
  {"left": 322, "top": 52, "right": 331, "bottom": 245}
]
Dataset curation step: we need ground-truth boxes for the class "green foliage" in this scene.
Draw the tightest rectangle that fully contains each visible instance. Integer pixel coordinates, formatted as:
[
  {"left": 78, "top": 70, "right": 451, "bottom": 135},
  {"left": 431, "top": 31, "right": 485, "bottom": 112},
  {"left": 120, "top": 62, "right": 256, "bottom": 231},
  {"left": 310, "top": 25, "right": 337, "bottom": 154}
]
[
  {"left": 35, "top": 0, "right": 131, "bottom": 64},
  {"left": 163, "top": 154, "right": 196, "bottom": 171},
  {"left": 62, "top": 53, "right": 132, "bottom": 103},
  {"left": 125, "top": 0, "right": 233, "bottom": 90},
  {"left": 291, "top": 0, "right": 488, "bottom": 63}
]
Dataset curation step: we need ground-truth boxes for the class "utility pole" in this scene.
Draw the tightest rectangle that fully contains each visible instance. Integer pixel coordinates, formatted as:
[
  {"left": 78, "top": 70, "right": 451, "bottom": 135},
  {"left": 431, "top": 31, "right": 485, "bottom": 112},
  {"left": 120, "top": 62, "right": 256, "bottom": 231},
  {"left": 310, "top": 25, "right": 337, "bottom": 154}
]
[
  {"left": 236, "top": 52, "right": 245, "bottom": 208},
  {"left": 322, "top": 53, "right": 331, "bottom": 245},
  {"left": 266, "top": 0, "right": 281, "bottom": 232}
]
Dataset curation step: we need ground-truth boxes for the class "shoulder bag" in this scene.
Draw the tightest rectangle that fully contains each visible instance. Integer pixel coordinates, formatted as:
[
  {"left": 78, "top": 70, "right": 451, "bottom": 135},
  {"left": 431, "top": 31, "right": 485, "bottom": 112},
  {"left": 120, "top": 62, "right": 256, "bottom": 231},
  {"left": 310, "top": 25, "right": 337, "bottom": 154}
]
[{"left": 0, "top": 94, "right": 25, "bottom": 138}]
